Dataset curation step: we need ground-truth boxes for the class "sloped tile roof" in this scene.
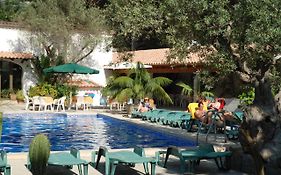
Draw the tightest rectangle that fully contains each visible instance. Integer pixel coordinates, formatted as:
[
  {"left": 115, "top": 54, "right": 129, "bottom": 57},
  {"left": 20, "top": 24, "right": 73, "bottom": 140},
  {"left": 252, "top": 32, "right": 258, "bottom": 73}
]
[
  {"left": 0, "top": 51, "right": 33, "bottom": 59},
  {"left": 68, "top": 80, "right": 102, "bottom": 88},
  {"left": 112, "top": 48, "right": 206, "bottom": 65}
]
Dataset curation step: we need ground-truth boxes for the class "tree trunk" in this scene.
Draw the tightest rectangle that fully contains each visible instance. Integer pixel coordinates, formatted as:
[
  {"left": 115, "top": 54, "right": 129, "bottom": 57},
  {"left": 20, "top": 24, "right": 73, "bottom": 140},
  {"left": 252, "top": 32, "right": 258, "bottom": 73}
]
[{"left": 239, "top": 79, "right": 281, "bottom": 175}]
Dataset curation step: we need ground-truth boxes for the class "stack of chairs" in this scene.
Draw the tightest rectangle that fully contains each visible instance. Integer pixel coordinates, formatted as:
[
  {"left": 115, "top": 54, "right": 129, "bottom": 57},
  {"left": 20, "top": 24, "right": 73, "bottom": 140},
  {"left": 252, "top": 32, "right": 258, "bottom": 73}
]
[{"left": 131, "top": 108, "right": 192, "bottom": 129}]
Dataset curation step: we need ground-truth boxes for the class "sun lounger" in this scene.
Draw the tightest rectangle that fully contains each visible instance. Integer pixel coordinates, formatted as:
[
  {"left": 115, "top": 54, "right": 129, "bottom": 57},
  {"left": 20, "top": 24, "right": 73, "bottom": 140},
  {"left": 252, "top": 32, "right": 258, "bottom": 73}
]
[
  {"left": 158, "top": 143, "right": 231, "bottom": 174},
  {"left": 167, "top": 111, "right": 191, "bottom": 128},
  {"left": 0, "top": 150, "right": 11, "bottom": 175},
  {"left": 91, "top": 146, "right": 156, "bottom": 175},
  {"left": 27, "top": 148, "right": 88, "bottom": 175}
]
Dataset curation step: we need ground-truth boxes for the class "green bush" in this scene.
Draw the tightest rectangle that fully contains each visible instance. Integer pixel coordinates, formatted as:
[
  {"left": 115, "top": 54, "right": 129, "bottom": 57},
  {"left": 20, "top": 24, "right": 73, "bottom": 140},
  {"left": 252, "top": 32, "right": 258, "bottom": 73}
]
[
  {"left": 29, "top": 83, "right": 58, "bottom": 98},
  {"left": 28, "top": 82, "right": 77, "bottom": 99},
  {"left": 1, "top": 89, "right": 10, "bottom": 98},
  {"left": 238, "top": 88, "right": 255, "bottom": 106},
  {"left": 16, "top": 90, "right": 24, "bottom": 101}
]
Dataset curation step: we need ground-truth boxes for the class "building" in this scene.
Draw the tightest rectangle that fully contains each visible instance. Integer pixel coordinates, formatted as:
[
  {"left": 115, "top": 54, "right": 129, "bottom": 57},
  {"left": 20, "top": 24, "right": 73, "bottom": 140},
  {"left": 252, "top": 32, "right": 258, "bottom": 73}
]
[
  {"left": 0, "top": 21, "right": 112, "bottom": 95},
  {"left": 105, "top": 48, "right": 206, "bottom": 107}
]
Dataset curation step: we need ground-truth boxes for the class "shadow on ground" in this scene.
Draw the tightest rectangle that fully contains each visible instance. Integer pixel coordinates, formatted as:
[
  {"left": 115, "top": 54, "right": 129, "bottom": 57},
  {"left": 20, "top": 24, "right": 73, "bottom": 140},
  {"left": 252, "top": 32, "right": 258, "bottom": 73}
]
[{"left": 45, "top": 165, "right": 76, "bottom": 175}]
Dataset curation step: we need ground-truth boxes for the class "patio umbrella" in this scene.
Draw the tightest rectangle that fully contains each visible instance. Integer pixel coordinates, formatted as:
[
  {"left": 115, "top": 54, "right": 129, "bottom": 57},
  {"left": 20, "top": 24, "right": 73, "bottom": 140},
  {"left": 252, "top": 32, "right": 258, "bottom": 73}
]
[{"left": 43, "top": 63, "right": 99, "bottom": 74}]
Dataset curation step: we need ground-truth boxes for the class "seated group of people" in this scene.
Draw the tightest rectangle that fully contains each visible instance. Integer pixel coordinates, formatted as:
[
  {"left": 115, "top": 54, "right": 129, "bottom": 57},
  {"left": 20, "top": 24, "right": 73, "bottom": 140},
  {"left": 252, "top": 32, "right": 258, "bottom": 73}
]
[
  {"left": 137, "top": 97, "right": 155, "bottom": 112},
  {"left": 194, "top": 97, "right": 233, "bottom": 125}
]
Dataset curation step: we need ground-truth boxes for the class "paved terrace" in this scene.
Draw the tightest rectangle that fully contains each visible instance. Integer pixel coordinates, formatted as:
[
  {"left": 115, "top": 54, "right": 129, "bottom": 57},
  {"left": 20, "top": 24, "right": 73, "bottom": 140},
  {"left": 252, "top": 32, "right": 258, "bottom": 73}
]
[{"left": 0, "top": 100, "right": 248, "bottom": 175}]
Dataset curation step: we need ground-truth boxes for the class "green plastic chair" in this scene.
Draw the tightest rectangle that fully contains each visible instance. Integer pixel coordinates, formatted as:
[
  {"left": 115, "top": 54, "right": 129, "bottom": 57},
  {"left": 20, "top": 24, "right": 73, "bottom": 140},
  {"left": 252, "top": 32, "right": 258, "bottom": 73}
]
[
  {"left": 0, "top": 150, "right": 11, "bottom": 175},
  {"left": 165, "top": 111, "right": 191, "bottom": 128},
  {"left": 91, "top": 146, "right": 156, "bottom": 175},
  {"left": 159, "top": 143, "right": 231, "bottom": 174},
  {"left": 26, "top": 148, "right": 88, "bottom": 175}
]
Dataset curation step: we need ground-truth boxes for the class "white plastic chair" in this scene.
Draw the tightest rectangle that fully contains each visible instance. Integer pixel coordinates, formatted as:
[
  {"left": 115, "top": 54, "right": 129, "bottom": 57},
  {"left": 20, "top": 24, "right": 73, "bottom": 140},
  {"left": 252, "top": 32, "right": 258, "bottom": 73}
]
[
  {"left": 32, "top": 96, "right": 41, "bottom": 111},
  {"left": 39, "top": 97, "right": 54, "bottom": 111},
  {"left": 76, "top": 96, "right": 86, "bottom": 110},
  {"left": 84, "top": 96, "right": 93, "bottom": 110},
  {"left": 54, "top": 96, "right": 66, "bottom": 112},
  {"left": 24, "top": 95, "right": 33, "bottom": 110}
]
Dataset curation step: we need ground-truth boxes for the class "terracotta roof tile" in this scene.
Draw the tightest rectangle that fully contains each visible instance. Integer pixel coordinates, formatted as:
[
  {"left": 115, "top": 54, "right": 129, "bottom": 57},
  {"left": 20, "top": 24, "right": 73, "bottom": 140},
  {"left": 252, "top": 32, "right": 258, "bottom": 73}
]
[
  {"left": 112, "top": 48, "right": 206, "bottom": 65},
  {"left": 0, "top": 51, "right": 33, "bottom": 59},
  {"left": 68, "top": 80, "right": 102, "bottom": 88}
]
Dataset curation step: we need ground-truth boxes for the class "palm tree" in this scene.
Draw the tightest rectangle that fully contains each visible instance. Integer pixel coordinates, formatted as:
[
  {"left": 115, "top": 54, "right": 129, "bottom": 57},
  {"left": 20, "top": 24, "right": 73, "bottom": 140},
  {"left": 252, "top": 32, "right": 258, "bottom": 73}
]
[
  {"left": 103, "top": 62, "right": 173, "bottom": 105},
  {"left": 176, "top": 82, "right": 193, "bottom": 96}
]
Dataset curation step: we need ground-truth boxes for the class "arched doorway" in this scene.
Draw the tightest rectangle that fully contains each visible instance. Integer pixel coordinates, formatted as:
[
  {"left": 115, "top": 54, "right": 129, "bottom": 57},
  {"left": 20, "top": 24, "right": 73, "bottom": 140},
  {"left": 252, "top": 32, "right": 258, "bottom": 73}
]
[{"left": 0, "top": 60, "right": 22, "bottom": 91}]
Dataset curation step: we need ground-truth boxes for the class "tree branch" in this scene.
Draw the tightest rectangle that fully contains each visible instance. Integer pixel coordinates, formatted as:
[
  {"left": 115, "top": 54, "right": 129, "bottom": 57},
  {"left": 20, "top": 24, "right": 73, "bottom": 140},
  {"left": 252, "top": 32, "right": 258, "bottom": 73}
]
[{"left": 75, "top": 49, "right": 94, "bottom": 63}]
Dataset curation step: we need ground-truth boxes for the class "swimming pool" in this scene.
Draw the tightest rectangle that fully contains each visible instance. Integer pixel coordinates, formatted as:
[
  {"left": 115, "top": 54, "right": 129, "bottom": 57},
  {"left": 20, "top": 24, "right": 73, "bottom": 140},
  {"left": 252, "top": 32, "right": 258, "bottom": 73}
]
[{"left": 1, "top": 113, "right": 195, "bottom": 152}]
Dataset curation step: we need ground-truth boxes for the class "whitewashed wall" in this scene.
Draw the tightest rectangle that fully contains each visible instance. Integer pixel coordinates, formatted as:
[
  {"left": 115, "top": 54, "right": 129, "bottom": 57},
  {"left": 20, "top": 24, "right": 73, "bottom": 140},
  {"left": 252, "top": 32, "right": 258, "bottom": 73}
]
[{"left": 0, "top": 27, "right": 112, "bottom": 93}]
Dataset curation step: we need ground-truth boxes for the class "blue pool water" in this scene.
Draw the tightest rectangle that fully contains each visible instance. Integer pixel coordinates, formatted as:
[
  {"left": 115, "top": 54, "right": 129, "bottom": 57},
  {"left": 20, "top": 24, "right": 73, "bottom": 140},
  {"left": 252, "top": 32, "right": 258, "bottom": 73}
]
[{"left": 1, "top": 113, "right": 195, "bottom": 152}]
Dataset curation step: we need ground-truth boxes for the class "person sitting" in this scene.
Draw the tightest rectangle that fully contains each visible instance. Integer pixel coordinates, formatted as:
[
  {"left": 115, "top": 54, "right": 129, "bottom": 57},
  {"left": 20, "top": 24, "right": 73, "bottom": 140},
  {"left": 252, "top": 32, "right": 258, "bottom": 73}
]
[
  {"left": 137, "top": 97, "right": 151, "bottom": 112},
  {"left": 194, "top": 102, "right": 211, "bottom": 124},
  {"left": 208, "top": 98, "right": 221, "bottom": 110},
  {"left": 148, "top": 98, "right": 156, "bottom": 110}
]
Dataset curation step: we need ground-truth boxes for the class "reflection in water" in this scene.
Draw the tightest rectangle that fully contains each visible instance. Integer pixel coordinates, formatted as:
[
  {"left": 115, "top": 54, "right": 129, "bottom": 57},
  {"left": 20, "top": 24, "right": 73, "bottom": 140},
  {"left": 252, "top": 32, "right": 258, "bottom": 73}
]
[{"left": 1, "top": 113, "right": 195, "bottom": 152}]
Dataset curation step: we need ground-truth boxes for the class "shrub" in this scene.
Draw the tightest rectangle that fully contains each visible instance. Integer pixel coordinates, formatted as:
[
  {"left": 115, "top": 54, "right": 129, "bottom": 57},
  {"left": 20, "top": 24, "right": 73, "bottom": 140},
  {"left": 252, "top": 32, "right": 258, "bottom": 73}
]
[
  {"left": 238, "top": 88, "right": 255, "bottom": 106},
  {"left": 28, "top": 82, "right": 77, "bottom": 99},
  {"left": 29, "top": 83, "right": 58, "bottom": 98},
  {"left": 1, "top": 89, "right": 10, "bottom": 98},
  {"left": 16, "top": 90, "right": 24, "bottom": 101}
]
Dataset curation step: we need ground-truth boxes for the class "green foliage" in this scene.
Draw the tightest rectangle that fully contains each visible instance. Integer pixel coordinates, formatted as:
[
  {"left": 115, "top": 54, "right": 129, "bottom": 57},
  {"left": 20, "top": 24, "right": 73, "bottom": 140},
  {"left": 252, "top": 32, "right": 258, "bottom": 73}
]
[
  {"left": 29, "top": 83, "right": 58, "bottom": 98},
  {"left": 29, "top": 134, "right": 50, "bottom": 175},
  {"left": 16, "top": 90, "right": 24, "bottom": 101},
  {"left": 1, "top": 89, "right": 11, "bottom": 99},
  {"left": 32, "top": 54, "right": 67, "bottom": 83},
  {"left": 103, "top": 62, "right": 173, "bottom": 104},
  {"left": 0, "top": 0, "right": 28, "bottom": 21},
  {"left": 238, "top": 88, "right": 255, "bottom": 106},
  {"left": 164, "top": 0, "right": 281, "bottom": 89},
  {"left": 28, "top": 82, "right": 77, "bottom": 99},
  {"left": 104, "top": 0, "right": 169, "bottom": 50},
  {"left": 55, "top": 84, "right": 77, "bottom": 98},
  {"left": 201, "top": 91, "right": 215, "bottom": 98},
  {"left": 176, "top": 82, "right": 193, "bottom": 96},
  {"left": 269, "top": 66, "right": 281, "bottom": 96},
  {"left": 17, "top": 0, "right": 107, "bottom": 63}
]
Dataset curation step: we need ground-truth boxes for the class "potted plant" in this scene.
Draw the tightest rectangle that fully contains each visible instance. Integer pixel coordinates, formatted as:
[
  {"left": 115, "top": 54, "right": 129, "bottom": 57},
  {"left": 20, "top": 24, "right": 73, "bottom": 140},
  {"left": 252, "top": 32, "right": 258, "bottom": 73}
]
[
  {"left": 29, "top": 134, "right": 50, "bottom": 175},
  {"left": 9, "top": 89, "right": 16, "bottom": 101},
  {"left": 16, "top": 90, "right": 25, "bottom": 103}
]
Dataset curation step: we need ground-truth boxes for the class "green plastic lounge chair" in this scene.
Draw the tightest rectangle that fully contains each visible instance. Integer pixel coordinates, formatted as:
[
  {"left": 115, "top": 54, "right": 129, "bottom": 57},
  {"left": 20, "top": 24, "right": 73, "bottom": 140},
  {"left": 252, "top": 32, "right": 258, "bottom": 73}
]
[
  {"left": 155, "top": 110, "right": 175, "bottom": 124},
  {"left": 165, "top": 111, "right": 191, "bottom": 128},
  {"left": 27, "top": 148, "right": 88, "bottom": 175},
  {"left": 0, "top": 150, "right": 11, "bottom": 175},
  {"left": 147, "top": 109, "right": 167, "bottom": 122},
  {"left": 91, "top": 146, "right": 156, "bottom": 175},
  {"left": 225, "top": 111, "right": 243, "bottom": 139},
  {"left": 158, "top": 143, "right": 231, "bottom": 174}
]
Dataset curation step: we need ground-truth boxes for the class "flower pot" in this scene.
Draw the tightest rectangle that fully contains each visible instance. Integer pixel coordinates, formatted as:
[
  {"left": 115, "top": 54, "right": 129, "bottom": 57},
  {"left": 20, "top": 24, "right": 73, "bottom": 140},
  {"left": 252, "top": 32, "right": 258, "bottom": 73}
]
[
  {"left": 10, "top": 94, "right": 17, "bottom": 101},
  {"left": 17, "top": 99, "right": 25, "bottom": 104}
]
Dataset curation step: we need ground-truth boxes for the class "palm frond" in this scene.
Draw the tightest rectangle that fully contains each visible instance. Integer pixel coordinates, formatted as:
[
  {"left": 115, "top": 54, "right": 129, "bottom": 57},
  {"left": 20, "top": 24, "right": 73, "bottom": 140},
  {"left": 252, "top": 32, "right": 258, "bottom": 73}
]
[
  {"left": 112, "top": 76, "right": 134, "bottom": 88},
  {"left": 152, "top": 86, "right": 173, "bottom": 104},
  {"left": 176, "top": 82, "right": 193, "bottom": 96},
  {"left": 115, "top": 88, "right": 134, "bottom": 102},
  {"left": 153, "top": 77, "right": 173, "bottom": 87},
  {"left": 201, "top": 91, "right": 215, "bottom": 97}
]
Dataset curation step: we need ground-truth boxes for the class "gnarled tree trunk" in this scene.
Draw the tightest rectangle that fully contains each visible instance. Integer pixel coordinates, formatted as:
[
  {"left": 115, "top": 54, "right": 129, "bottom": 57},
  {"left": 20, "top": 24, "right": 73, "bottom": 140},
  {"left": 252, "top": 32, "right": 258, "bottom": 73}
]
[{"left": 239, "top": 79, "right": 281, "bottom": 175}]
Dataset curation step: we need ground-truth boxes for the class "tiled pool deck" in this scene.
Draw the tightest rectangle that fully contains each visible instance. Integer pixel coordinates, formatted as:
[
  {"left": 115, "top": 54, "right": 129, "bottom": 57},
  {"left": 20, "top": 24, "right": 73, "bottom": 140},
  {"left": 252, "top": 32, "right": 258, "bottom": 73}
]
[{"left": 0, "top": 100, "right": 247, "bottom": 175}]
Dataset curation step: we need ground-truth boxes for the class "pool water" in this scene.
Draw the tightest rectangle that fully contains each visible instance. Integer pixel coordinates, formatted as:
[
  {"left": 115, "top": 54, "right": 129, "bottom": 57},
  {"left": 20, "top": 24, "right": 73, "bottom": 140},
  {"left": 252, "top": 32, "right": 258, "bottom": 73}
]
[{"left": 1, "top": 113, "right": 196, "bottom": 152}]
